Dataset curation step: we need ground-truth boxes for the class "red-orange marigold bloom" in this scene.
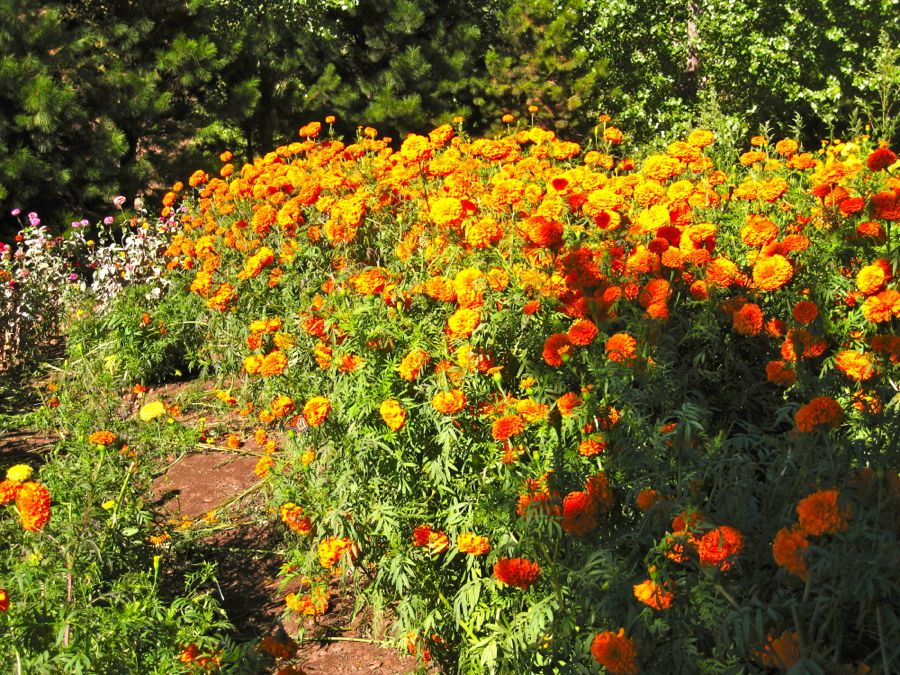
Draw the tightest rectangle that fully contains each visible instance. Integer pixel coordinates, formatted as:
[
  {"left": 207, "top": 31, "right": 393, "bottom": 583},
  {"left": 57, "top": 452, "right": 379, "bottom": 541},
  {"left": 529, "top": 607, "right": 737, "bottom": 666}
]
[
  {"left": 432, "top": 389, "right": 466, "bottom": 414},
  {"left": 605, "top": 333, "right": 637, "bottom": 362},
  {"left": 766, "top": 360, "right": 797, "bottom": 387},
  {"left": 493, "top": 557, "right": 540, "bottom": 589},
  {"left": 756, "top": 630, "right": 801, "bottom": 670},
  {"left": 16, "top": 481, "right": 51, "bottom": 532},
  {"left": 732, "top": 303, "right": 763, "bottom": 336},
  {"left": 796, "top": 489, "right": 850, "bottom": 536},
  {"left": 578, "top": 436, "right": 607, "bottom": 457},
  {"left": 568, "top": 319, "right": 598, "bottom": 346},
  {"left": 772, "top": 526, "right": 809, "bottom": 580},
  {"left": 791, "top": 300, "right": 819, "bottom": 324},
  {"left": 457, "top": 532, "right": 491, "bottom": 555},
  {"left": 697, "top": 525, "right": 743, "bottom": 571},
  {"left": 835, "top": 350, "right": 875, "bottom": 381},
  {"left": 302, "top": 396, "right": 331, "bottom": 427},
  {"left": 0, "top": 588, "right": 9, "bottom": 612},
  {"left": 280, "top": 503, "right": 312, "bottom": 535},
  {"left": 557, "top": 392, "right": 582, "bottom": 416},
  {"left": 0, "top": 479, "right": 22, "bottom": 505},
  {"left": 561, "top": 491, "right": 599, "bottom": 535},
  {"left": 380, "top": 399, "right": 407, "bottom": 431},
  {"left": 636, "top": 488, "right": 661, "bottom": 511},
  {"left": 871, "top": 190, "right": 900, "bottom": 220},
  {"left": 542, "top": 333, "right": 573, "bottom": 366},
  {"left": 633, "top": 579, "right": 675, "bottom": 610},
  {"left": 590, "top": 629, "right": 639, "bottom": 675},
  {"left": 88, "top": 430, "right": 116, "bottom": 446},
  {"left": 492, "top": 415, "right": 525, "bottom": 441},
  {"left": 867, "top": 146, "right": 897, "bottom": 171},
  {"left": 795, "top": 396, "right": 843, "bottom": 432},
  {"left": 753, "top": 254, "right": 793, "bottom": 291},
  {"left": 317, "top": 536, "right": 354, "bottom": 568}
]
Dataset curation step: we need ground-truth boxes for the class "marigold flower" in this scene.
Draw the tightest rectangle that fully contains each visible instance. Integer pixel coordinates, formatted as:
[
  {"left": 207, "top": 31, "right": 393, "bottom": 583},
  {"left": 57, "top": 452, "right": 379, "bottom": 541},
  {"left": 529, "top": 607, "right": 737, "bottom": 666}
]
[
  {"left": 303, "top": 396, "right": 331, "bottom": 427},
  {"left": 636, "top": 488, "right": 661, "bottom": 512},
  {"left": 697, "top": 525, "right": 743, "bottom": 571},
  {"left": 578, "top": 436, "right": 607, "bottom": 457},
  {"left": 542, "top": 333, "right": 573, "bottom": 366},
  {"left": 492, "top": 415, "right": 525, "bottom": 441},
  {"left": 430, "top": 196, "right": 465, "bottom": 227},
  {"left": 259, "top": 633, "right": 298, "bottom": 660},
  {"left": 732, "top": 302, "right": 763, "bottom": 336},
  {"left": 835, "top": 350, "right": 875, "bottom": 381},
  {"left": 590, "top": 629, "right": 639, "bottom": 675},
  {"left": 6, "top": 464, "right": 33, "bottom": 483},
  {"left": 447, "top": 307, "right": 480, "bottom": 338},
  {"left": 562, "top": 491, "right": 599, "bottom": 535},
  {"left": 741, "top": 215, "right": 778, "bottom": 248},
  {"left": 795, "top": 396, "right": 843, "bottom": 432},
  {"left": 568, "top": 319, "right": 598, "bottom": 346},
  {"left": 686, "top": 129, "right": 715, "bottom": 148},
  {"left": 796, "top": 489, "right": 849, "bottom": 536},
  {"left": 557, "top": 391, "right": 582, "bottom": 416},
  {"left": 398, "top": 349, "right": 430, "bottom": 381},
  {"left": 867, "top": 146, "right": 897, "bottom": 171},
  {"left": 753, "top": 254, "right": 793, "bottom": 291},
  {"left": 271, "top": 395, "right": 295, "bottom": 417},
  {"left": 605, "top": 333, "right": 637, "bottom": 362},
  {"left": 412, "top": 524, "right": 449, "bottom": 554},
  {"left": 16, "top": 481, "right": 51, "bottom": 532},
  {"left": 138, "top": 401, "right": 167, "bottom": 422},
  {"left": 260, "top": 350, "right": 289, "bottom": 376},
  {"left": 862, "top": 289, "right": 900, "bottom": 323},
  {"left": 766, "top": 360, "right": 797, "bottom": 387},
  {"left": 772, "top": 526, "right": 809, "bottom": 580},
  {"left": 432, "top": 389, "right": 466, "bottom": 414},
  {"left": 791, "top": 300, "right": 818, "bottom": 324},
  {"left": 493, "top": 557, "right": 540, "bottom": 589},
  {"left": 317, "top": 536, "right": 354, "bottom": 568},
  {"left": 457, "top": 532, "right": 491, "bottom": 555},
  {"left": 774, "top": 139, "right": 799, "bottom": 157},
  {"left": 286, "top": 587, "right": 329, "bottom": 615},
  {"left": 756, "top": 630, "right": 801, "bottom": 670},
  {"left": 380, "top": 399, "right": 407, "bottom": 431},
  {"left": 633, "top": 579, "right": 675, "bottom": 610},
  {"left": 0, "top": 588, "right": 9, "bottom": 611},
  {"left": 0, "top": 479, "right": 22, "bottom": 505}
]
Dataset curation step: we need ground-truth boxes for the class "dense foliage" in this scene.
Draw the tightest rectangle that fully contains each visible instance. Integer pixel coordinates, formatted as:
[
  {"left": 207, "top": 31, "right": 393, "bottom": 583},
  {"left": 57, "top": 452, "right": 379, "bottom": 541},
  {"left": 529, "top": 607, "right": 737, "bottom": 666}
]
[{"left": 1, "top": 0, "right": 897, "bottom": 233}]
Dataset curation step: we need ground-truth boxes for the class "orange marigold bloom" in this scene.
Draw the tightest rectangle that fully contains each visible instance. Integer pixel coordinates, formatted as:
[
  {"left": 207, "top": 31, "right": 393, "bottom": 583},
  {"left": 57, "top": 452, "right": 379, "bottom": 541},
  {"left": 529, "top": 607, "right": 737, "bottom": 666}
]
[
  {"left": 271, "top": 395, "right": 295, "bottom": 418},
  {"left": 317, "top": 536, "right": 354, "bottom": 568},
  {"left": 867, "top": 146, "right": 897, "bottom": 171},
  {"left": 772, "top": 526, "right": 809, "bottom": 580},
  {"left": 766, "top": 360, "right": 797, "bottom": 387},
  {"left": 562, "top": 491, "right": 599, "bottom": 535},
  {"left": 465, "top": 217, "right": 502, "bottom": 248},
  {"left": 605, "top": 332, "right": 637, "bottom": 362},
  {"left": 795, "top": 396, "right": 843, "bottom": 432},
  {"left": 380, "top": 399, "right": 406, "bottom": 431},
  {"left": 741, "top": 215, "right": 778, "bottom": 248},
  {"left": 590, "top": 629, "right": 639, "bottom": 675},
  {"left": 303, "top": 396, "right": 331, "bottom": 427},
  {"left": 756, "top": 630, "right": 801, "bottom": 670},
  {"left": 493, "top": 557, "right": 540, "bottom": 589},
  {"left": 254, "top": 456, "right": 275, "bottom": 478},
  {"left": 732, "top": 302, "right": 763, "bottom": 336},
  {"left": 398, "top": 349, "right": 430, "bottom": 381},
  {"left": 542, "top": 333, "right": 573, "bottom": 366},
  {"left": 516, "top": 398, "right": 549, "bottom": 423},
  {"left": 578, "top": 436, "right": 607, "bottom": 457},
  {"left": 796, "top": 489, "right": 849, "bottom": 536},
  {"left": 586, "top": 472, "right": 615, "bottom": 512},
  {"left": 492, "top": 415, "right": 525, "bottom": 441},
  {"left": 0, "top": 588, "right": 8, "bottom": 612},
  {"left": 0, "top": 479, "right": 22, "bottom": 505},
  {"left": 16, "top": 481, "right": 51, "bottom": 532},
  {"left": 430, "top": 196, "right": 465, "bottom": 227},
  {"left": 642, "top": 154, "right": 682, "bottom": 181},
  {"left": 88, "top": 430, "right": 116, "bottom": 446},
  {"left": 697, "top": 525, "right": 743, "bottom": 571},
  {"left": 457, "top": 532, "right": 491, "bottom": 555},
  {"left": 636, "top": 488, "right": 661, "bottom": 512},
  {"left": 791, "top": 300, "right": 818, "bottom": 324},
  {"left": 432, "top": 389, "right": 466, "bottom": 414},
  {"left": 774, "top": 139, "right": 799, "bottom": 157},
  {"left": 259, "top": 350, "right": 288, "bottom": 376},
  {"left": 557, "top": 392, "right": 582, "bottom": 416},
  {"left": 835, "top": 350, "right": 875, "bottom": 381},
  {"left": 447, "top": 307, "right": 480, "bottom": 338},
  {"left": 862, "top": 289, "right": 900, "bottom": 323},
  {"left": 871, "top": 190, "right": 900, "bottom": 220},
  {"left": 753, "top": 254, "right": 793, "bottom": 291},
  {"left": 280, "top": 503, "right": 312, "bottom": 535},
  {"left": 633, "top": 579, "right": 675, "bottom": 610},
  {"left": 286, "top": 587, "right": 330, "bottom": 616},
  {"left": 521, "top": 215, "right": 563, "bottom": 248},
  {"left": 568, "top": 319, "right": 598, "bottom": 346}
]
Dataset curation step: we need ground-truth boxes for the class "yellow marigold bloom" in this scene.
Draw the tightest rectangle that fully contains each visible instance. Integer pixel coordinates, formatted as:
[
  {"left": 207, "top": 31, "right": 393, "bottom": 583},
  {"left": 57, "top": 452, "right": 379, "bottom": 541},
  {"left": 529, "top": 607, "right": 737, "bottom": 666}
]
[
  {"left": 752, "top": 254, "right": 793, "bottom": 291},
  {"left": 633, "top": 579, "right": 675, "bottom": 610},
  {"left": 6, "top": 464, "right": 33, "bottom": 483},
  {"left": 139, "top": 401, "right": 167, "bottom": 422},
  {"left": 686, "top": 129, "right": 715, "bottom": 148},
  {"left": 430, "top": 196, "right": 465, "bottom": 227},
  {"left": 318, "top": 536, "right": 353, "bottom": 568},
  {"left": 398, "top": 349, "right": 430, "bottom": 381},
  {"left": 856, "top": 264, "right": 886, "bottom": 296},
  {"left": 254, "top": 456, "right": 275, "bottom": 478},
  {"left": 465, "top": 217, "right": 502, "bottom": 248},
  {"left": 642, "top": 154, "right": 682, "bottom": 181},
  {"left": 303, "top": 396, "right": 331, "bottom": 427},
  {"left": 380, "top": 399, "right": 407, "bottom": 431},
  {"left": 432, "top": 389, "right": 466, "bottom": 414},
  {"left": 447, "top": 307, "right": 480, "bottom": 338},
  {"left": 457, "top": 532, "right": 491, "bottom": 555},
  {"left": 796, "top": 489, "right": 850, "bottom": 536},
  {"left": 835, "top": 350, "right": 875, "bottom": 381}
]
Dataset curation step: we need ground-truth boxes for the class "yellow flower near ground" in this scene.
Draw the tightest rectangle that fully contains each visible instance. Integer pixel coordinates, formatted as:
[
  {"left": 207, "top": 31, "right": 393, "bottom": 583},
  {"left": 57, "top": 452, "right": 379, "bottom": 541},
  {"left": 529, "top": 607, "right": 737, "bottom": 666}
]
[
  {"left": 139, "top": 400, "right": 167, "bottom": 422},
  {"left": 6, "top": 464, "right": 33, "bottom": 483}
]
